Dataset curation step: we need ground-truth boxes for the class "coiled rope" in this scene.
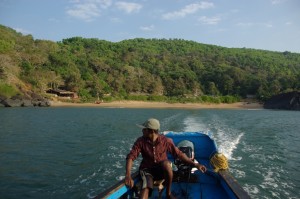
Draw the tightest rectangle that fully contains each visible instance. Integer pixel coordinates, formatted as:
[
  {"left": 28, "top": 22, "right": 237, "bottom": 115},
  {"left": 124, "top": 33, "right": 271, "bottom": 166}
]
[{"left": 209, "top": 152, "right": 229, "bottom": 172}]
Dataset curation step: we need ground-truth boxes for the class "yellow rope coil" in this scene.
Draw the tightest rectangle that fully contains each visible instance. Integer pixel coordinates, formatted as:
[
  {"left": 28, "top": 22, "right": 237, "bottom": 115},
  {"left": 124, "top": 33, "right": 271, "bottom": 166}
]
[{"left": 209, "top": 153, "right": 229, "bottom": 172}]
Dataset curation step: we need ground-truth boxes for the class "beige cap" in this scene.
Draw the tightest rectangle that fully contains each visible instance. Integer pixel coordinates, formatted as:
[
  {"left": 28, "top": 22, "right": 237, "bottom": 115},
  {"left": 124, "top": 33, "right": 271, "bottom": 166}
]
[{"left": 137, "top": 118, "right": 160, "bottom": 130}]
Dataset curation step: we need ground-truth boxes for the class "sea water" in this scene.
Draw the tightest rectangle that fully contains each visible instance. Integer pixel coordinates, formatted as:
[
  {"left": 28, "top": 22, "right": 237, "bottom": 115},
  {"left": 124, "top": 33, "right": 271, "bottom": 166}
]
[{"left": 0, "top": 107, "right": 299, "bottom": 198}]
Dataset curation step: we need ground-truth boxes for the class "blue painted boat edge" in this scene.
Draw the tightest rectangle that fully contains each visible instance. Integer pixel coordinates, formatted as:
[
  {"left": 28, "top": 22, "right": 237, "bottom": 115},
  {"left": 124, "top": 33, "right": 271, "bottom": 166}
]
[{"left": 94, "top": 171, "right": 140, "bottom": 199}]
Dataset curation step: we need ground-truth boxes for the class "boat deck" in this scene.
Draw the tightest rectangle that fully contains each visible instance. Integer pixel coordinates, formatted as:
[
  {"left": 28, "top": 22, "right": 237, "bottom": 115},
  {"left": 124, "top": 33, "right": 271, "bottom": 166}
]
[{"left": 150, "top": 169, "right": 233, "bottom": 199}]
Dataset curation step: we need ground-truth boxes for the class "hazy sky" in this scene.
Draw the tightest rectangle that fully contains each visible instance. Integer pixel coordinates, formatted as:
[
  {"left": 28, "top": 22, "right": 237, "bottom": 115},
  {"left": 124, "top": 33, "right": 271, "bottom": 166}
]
[{"left": 1, "top": 0, "right": 299, "bottom": 52}]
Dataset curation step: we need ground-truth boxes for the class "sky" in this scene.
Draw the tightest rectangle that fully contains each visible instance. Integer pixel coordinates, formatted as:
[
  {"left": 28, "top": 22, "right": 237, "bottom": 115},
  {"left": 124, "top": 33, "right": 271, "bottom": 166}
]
[{"left": 0, "top": 0, "right": 300, "bottom": 53}]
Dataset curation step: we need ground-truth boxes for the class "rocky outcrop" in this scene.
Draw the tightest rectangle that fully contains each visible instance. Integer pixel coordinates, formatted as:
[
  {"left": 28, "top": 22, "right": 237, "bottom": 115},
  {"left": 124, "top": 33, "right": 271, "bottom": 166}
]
[
  {"left": 263, "top": 91, "right": 300, "bottom": 110},
  {"left": 0, "top": 92, "right": 50, "bottom": 107}
]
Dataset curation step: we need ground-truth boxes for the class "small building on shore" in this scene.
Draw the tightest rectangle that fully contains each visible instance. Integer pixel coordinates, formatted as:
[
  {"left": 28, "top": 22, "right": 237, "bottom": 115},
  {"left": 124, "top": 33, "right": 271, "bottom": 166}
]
[{"left": 46, "top": 89, "right": 78, "bottom": 99}]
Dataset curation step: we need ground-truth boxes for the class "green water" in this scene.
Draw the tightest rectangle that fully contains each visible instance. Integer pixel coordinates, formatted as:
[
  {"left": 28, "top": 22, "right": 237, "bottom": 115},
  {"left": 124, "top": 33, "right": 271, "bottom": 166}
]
[{"left": 0, "top": 108, "right": 299, "bottom": 198}]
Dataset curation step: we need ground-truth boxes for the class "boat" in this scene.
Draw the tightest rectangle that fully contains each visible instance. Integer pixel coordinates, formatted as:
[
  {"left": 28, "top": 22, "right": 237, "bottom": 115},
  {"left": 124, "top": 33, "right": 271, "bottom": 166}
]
[{"left": 95, "top": 131, "right": 251, "bottom": 199}]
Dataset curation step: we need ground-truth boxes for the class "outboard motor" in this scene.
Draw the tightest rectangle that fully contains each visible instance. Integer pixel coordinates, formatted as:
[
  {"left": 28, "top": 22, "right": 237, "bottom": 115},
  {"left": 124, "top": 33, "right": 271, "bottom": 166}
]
[{"left": 174, "top": 140, "right": 194, "bottom": 176}]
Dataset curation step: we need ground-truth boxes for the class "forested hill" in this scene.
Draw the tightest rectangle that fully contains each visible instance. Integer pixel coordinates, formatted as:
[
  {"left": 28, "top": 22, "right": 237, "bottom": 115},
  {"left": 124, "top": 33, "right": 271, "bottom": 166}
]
[{"left": 1, "top": 24, "right": 300, "bottom": 103}]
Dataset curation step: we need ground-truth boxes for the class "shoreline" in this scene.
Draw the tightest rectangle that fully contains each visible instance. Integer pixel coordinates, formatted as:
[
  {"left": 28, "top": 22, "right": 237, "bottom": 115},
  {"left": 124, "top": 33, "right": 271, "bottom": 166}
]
[{"left": 49, "top": 100, "right": 264, "bottom": 110}]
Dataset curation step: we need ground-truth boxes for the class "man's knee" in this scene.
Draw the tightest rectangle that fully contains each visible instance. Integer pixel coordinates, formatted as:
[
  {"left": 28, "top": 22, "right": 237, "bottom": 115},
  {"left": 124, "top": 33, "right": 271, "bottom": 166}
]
[{"left": 161, "top": 160, "right": 172, "bottom": 171}]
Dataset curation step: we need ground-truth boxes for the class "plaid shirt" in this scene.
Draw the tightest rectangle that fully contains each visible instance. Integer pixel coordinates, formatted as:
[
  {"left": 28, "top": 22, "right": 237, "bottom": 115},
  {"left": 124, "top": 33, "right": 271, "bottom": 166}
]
[{"left": 126, "top": 134, "right": 184, "bottom": 169}]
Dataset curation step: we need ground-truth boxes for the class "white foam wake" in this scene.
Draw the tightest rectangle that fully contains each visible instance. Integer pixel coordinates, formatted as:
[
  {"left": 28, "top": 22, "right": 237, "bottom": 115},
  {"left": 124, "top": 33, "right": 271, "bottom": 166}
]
[
  {"left": 183, "top": 117, "right": 210, "bottom": 134},
  {"left": 216, "top": 132, "right": 243, "bottom": 160},
  {"left": 182, "top": 116, "right": 243, "bottom": 160}
]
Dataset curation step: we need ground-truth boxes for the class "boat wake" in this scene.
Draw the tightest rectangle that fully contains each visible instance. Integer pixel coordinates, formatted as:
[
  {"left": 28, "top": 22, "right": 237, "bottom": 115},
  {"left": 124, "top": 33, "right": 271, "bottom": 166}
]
[{"left": 183, "top": 116, "right": 244, "bottom": 160}]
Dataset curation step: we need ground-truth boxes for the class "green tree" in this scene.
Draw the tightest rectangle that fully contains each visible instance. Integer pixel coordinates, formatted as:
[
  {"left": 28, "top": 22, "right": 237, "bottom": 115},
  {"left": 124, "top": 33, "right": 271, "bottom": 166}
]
[{"left": 207, "top": 82, "right": 220, "bottom": 96}]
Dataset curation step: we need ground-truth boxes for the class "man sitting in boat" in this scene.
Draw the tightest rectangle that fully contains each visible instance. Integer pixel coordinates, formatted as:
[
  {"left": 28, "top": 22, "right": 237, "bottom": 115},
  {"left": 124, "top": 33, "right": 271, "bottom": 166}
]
[{"left": 125, "top": 118, "right": 207, "bottom": 199}]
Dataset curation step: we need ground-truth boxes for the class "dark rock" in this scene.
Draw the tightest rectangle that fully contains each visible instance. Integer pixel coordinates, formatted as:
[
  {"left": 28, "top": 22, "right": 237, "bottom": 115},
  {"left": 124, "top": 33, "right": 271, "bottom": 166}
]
[
  {"left": 0, "top": 95, "right": 5, "bottom": 103},
  {"left": 0, "top": 96, "right": 5, "bottom": 107},
  {"left": 264, "top": 91, "right": 300, "bottom": 110},
  {"left": 32, "top": 99, "right": 50, "bottom": 107},
  {"left": 21, "top": 99, "right": 34, "bottom": 107},
  {"left": 0, "top": 93, "right": 50, "bottom": 107},
  {"left": 2, "top": 98, "right": 23, "bottom": 107},
  {"left": 0, "top": 96, "right": 4, "bottom": 107},
  {"left": 41, "top": 99, "right": 51, "bottom": 107}
]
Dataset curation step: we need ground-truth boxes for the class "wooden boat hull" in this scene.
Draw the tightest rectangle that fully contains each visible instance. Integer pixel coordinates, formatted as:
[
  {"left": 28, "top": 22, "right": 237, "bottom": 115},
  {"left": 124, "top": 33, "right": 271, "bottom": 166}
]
[{"left": 95, "top": 132, "right": 250, "bottom": 199}]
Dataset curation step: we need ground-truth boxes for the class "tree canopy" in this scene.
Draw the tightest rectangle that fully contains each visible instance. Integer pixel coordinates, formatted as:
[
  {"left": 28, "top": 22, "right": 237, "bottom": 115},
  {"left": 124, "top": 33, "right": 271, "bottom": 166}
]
[{"left": 1, "top": 24, "right": 299, "bottom": 102}]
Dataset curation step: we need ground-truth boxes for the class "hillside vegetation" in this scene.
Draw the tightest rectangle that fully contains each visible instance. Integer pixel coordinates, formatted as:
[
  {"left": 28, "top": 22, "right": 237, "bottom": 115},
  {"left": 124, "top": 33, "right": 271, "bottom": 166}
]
[{"left": 1, "top": 24, "right": 300, "bottom": 103}]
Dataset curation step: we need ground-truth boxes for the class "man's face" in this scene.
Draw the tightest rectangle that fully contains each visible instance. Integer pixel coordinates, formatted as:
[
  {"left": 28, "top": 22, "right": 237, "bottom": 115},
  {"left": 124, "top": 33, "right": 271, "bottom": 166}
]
[{"left": 142, "top": 128, "right": 151, "bottom": 138}]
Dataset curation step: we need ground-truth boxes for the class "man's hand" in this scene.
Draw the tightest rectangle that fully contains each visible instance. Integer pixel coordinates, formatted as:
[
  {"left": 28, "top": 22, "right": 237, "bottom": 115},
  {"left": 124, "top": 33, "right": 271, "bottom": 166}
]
[
  {"left": 195, "top": 163, "right": 207, "bottom": 173},
  {"left": 125, "top": 175, "right": 134, "bottom": 188},
  {"left": 125, "top": 158, "right": 134, "bottom": 188}
]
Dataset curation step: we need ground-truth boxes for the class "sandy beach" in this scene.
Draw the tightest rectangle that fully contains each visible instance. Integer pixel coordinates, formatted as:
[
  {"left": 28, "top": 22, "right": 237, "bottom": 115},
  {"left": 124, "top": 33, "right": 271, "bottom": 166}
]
[{"left": 50, "top": 100, "right": 263, "bottom": 109}]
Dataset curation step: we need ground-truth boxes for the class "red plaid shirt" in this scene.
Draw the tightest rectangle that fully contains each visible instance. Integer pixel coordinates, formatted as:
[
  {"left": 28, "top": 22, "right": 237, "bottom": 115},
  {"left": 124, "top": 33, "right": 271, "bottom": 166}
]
[{"left": 126, "top": 134, "right": 184, "bottom": 169}]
